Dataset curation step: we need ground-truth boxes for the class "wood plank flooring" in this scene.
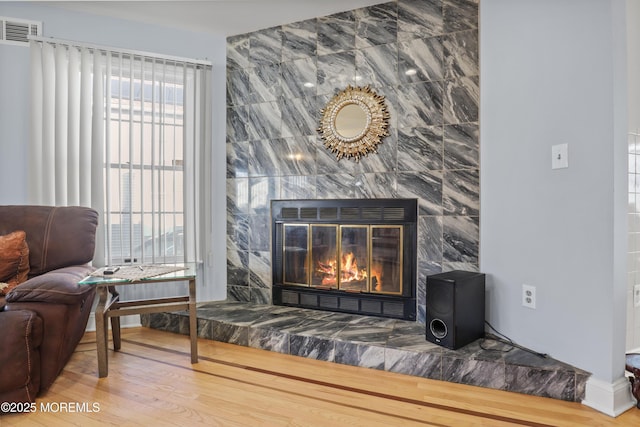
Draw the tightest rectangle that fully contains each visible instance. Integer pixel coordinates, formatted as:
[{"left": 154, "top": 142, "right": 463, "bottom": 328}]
[{"left": 2, "top": 327, "right": 639, "bottom": 426}]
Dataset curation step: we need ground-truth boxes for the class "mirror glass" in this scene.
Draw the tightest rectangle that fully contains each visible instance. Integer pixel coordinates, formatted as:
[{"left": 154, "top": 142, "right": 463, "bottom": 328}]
[
  {"left": 334, "top": 103, "right": 368, "bottom": 139},
  {"left": 318, "top": 85, "right": 390, "bottom": 162}
]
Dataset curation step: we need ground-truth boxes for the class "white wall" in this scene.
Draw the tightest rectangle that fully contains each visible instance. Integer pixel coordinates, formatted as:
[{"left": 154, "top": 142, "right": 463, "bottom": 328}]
[
  {"left": 0, "top": 2, "right": 228, "bottom": 301},
  {"left": 0, "top": 43, "right": 30, "bottom": 203},
  {"left": 480, "top": 0, "right": 627, "bottom": 385}
]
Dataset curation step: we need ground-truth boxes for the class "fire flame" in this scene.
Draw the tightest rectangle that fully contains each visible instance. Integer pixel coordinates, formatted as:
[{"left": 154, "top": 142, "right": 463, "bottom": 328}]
[
  {"left": 340, "top": 252, "right": 367, "bottom": 281},
  {"left": 316, "top": 259, "right": 337, "bottom": 286},
  {"left": 371, "top": 263, "right": 383, "bottom": 291},
  {"left": 315, "top": 252, "right": 379, "bottom": 288}
]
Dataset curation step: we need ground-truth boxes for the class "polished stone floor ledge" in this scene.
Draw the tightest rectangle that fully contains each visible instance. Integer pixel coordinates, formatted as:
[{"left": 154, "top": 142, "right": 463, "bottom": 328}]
[{"left": 141, "top": 300, "right": 589, "bottom": 402}]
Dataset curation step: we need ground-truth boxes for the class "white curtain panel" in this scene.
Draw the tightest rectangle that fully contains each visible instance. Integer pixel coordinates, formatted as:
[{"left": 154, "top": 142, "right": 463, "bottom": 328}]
[
  {"left": 30, "top": 40, "right": 106, "bottom": 264},
  {"left": 183, "top": 66, "right": 212, "bottom": 268},
  {"left": 29, "top": 40, "right": 104, "bottom": 208}
]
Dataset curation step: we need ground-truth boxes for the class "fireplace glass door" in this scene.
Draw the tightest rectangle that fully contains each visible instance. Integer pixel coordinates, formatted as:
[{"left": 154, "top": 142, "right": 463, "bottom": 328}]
[
  {"left": 370, "top": 226, "right": 402, "bottom": 295},
  {"left": 311, "top": 225, "right": 338, "bottom": 288},
  {"left": 283, "top": 224, "right": 309, "bottom": 286},
  {"left": 339, "top": 226, "right": 369, "bottom": 292},
  {"left": 282, "top": 223, "right": 403, "bottom": 295}
]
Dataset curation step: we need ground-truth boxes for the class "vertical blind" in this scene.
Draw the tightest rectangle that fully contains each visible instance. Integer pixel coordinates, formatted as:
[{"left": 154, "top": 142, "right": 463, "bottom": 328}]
[
  {"left": 29, "top": 38, "right": 212, "bottom": 268},
  {"left": 29, "top": 41, "right": 103, "bottom": 208}
]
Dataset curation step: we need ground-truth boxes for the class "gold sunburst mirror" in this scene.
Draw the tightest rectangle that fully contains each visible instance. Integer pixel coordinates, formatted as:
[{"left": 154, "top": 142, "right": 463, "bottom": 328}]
[{"left": 318, "top": 85, "right": 390, "bottom": 162}]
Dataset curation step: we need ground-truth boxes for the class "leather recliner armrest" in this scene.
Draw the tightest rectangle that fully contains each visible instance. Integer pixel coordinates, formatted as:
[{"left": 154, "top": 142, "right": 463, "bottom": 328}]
[
  {"left": 6, "top": 265, "right": 95, "bottom": 305},
  {"left": 0, "top": 310, "right": 43, "bottom": 404}
]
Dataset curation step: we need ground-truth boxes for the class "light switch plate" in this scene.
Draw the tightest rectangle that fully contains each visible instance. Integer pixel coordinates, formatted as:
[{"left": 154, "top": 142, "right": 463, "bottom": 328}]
[{"left": 552, "top": 144, "right": 568, "bottom": 169}]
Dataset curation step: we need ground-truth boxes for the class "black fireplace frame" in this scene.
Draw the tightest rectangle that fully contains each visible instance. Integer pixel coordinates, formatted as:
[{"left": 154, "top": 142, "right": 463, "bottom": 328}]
[{"left": 271, "top": 198, "right": 417, "bottom": 320}]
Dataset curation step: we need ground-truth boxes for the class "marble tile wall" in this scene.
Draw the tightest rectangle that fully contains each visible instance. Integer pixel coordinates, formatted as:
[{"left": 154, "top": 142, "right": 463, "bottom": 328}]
[{"left": 226, "top": 0, "right": 480, "bottom": 323}]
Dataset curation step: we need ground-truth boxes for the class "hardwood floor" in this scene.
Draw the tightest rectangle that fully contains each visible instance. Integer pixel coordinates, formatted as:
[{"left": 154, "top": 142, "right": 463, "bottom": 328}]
[{"left": 2, "top": 327, "right": 639, "bottom": 426}]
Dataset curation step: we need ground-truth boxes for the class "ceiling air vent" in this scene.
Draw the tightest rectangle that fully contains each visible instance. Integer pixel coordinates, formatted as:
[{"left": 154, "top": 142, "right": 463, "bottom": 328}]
[{"left": 0, "top": 16, "right": 42, "bottom": 46}]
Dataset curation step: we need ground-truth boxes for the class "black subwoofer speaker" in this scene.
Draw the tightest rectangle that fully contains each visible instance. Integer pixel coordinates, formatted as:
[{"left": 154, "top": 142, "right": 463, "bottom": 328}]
[{"left": 425, "top": 270, "right": 485, "bottom": 350}]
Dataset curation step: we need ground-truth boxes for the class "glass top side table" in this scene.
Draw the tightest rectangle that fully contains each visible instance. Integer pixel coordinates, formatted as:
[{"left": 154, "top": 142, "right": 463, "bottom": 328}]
[{"left": 79, "top": 263, "right": 198, "bottom": 378}]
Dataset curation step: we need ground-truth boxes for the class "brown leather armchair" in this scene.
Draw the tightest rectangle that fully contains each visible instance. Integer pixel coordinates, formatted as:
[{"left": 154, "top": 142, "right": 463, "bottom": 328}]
[{"left": 0, "top": 205, "right": 98, "bottom": 408}]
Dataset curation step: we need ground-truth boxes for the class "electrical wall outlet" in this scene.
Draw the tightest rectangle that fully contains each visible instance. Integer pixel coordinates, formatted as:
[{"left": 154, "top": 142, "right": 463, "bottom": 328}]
[
  {"left": 634, "top": 284, "right": 640, "bottom": 308},
  {"left": 522, "top": 284, "right": 536, "bottom": 309}
]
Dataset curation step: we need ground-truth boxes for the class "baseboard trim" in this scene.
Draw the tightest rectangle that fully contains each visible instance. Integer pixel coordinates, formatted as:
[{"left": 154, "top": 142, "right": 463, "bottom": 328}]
[
  {"left": 85, "top": 312, "right": 142, "bottom": 332},
  {"left": 582, "top": 376, "right": 636, "bottom": 417}
]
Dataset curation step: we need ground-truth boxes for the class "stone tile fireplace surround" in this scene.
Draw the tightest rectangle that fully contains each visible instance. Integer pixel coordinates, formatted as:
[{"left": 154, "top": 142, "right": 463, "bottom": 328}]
[
  {"left": 226, "top": 0, "right": 480, "bottom": 324},
  {"left": 214, "top": 0, "right": 591, "bottom": 403}
]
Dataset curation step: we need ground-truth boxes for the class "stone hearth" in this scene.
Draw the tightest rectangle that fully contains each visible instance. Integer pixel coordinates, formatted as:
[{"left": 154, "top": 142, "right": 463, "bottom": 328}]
[{"left": 142, "top": 301, "right": 589, "bottom": 402}]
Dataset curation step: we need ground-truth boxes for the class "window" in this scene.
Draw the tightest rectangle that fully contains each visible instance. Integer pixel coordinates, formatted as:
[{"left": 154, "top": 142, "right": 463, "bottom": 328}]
[
  {"left": 29, "top": 39, "right": 211, "bottom": 268},
  {"left": 103, "top": 56, "right": 201, "bottom": 265}
]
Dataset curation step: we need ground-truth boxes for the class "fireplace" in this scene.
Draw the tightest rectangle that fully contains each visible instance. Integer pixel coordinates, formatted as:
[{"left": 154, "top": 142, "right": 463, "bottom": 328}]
[{"left": 271, "top": 199, "right": 417, "bottom": 320}]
